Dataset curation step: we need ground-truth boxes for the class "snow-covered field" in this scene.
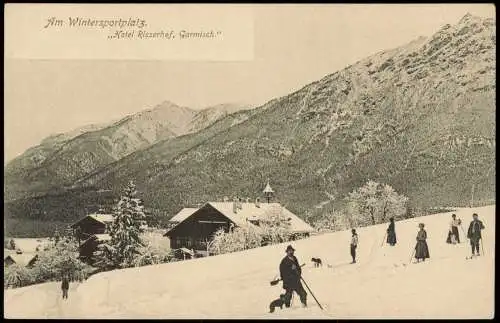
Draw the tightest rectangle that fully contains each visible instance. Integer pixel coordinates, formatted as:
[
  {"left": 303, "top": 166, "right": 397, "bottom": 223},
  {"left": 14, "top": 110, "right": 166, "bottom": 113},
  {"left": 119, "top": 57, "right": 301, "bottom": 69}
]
[
  {"left": 4, "top": 205, "right": 495, "bottom": 319},
  {"left": 8, "top": 238, "right": 51, "bottom": 253}
]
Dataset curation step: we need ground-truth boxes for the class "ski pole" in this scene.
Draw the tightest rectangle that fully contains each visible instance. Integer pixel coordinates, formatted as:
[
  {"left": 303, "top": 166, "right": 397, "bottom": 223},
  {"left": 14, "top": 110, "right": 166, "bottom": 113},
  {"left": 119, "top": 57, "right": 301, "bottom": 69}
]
[
  {"left": 381, "top": 232, "right": 387, "bottom": 247},
  {"left": 460, "top": 225, "right": 467, "bottom": 243},
  {"left": 409, "top": 246, "right": 416, "bottom": 263},
  {"left": 481, "top": 237, "right": 485, "bottom": 255},
  {"left": 300, "top": 276, "right": 324, "bottom": 310}
]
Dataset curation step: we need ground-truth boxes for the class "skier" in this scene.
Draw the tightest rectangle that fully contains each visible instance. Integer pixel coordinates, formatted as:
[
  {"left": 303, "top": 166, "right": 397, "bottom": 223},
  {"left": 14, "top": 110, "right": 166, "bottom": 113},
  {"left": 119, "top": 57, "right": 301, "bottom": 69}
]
[
  {"left": 414, "top": 223, "right": 430, "bottom": 262},
  {"left": 467, "top": 213, "right": 485, "bottom": 257},
  {"left": 350, "top": 229, "right": 358, "bottom": 263},
  {"left": 61, "top": 273, "right": 70, "bottom": 300},
  {"left": 446, "top": 214, "right": 461, "bottom": 244},
  {"left": 386, "top": 217, "right": 397, "bottom": 246},
  {"left": 279, "top": 245, "right": 307, "bottom": 308}
]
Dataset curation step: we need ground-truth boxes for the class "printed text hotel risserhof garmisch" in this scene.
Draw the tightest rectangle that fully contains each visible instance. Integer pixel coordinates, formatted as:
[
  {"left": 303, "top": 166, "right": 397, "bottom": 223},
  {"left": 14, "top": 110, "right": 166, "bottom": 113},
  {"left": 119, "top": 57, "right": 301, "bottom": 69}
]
[{"left": 43, "top": 17, "right": 223, "bottom": 40}]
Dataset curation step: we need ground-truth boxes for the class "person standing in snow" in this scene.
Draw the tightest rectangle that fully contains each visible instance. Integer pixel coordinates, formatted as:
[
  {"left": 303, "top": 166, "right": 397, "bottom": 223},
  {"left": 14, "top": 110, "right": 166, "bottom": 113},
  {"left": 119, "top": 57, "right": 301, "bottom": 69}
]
[
  {"left": 467, "top": 213, "right": 485, "bottom": 257},
  {"left": 446, "top": 214, "right": 462, "bottom": 244},
  {"left": 414, "top": 223, "right": 430, "bottom": 262},
  {"left": 386, "top": 217, "right": 397, "bottom": 246},
  {"left": 61, "top": 273, "right": 70, "bottom": 300},
  {"left": 350, "top": 229, "right": 358, "bottom": 263},
  {"left": 279, "top": 245, "right": 307, "bottom": 308}
]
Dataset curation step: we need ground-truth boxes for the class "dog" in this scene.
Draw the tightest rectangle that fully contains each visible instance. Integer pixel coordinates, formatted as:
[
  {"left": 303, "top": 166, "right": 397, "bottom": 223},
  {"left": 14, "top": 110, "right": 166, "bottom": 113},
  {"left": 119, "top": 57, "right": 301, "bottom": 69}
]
[
  {"left": 311, "top": 257, "right": 323, "bottom": 267},
  {"left": 269, "top": 294, "right": 286, "bottom": 313}
]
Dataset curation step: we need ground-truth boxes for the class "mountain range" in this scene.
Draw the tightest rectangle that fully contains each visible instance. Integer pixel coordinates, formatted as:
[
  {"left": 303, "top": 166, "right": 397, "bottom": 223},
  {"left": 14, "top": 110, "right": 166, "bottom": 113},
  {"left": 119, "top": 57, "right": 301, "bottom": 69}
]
[
  {"left": 4, "top": 13, "right": 496, "bottom": 237},
  {"left": 4, "top": 102, "right": 251, "bottom": 201}
]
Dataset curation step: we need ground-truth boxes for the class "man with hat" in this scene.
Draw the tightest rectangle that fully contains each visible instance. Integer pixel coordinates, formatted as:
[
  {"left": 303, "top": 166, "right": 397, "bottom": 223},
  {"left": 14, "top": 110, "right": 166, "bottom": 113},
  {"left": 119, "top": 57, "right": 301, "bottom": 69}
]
[
  {"left": 279, "top": 245, "right": 307, "bottom": 308},
  {"left": 467, "top": 213, "right": 485, "bottom": 257}
]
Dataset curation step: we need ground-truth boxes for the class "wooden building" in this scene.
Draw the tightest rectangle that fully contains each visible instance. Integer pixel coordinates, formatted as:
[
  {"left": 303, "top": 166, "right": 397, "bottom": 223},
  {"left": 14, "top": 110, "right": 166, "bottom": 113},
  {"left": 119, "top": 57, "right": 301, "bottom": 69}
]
[
  {"left": 4, "top": 253, "right": 39, "bottom": 268},
  {"left": 78, "top": 234, "right": 111, "bottom": 263},
  {"left": 70, "top": 213, "right": 114, "bottom": 261},
  {"left": 71, "top": 213, "right": 114, "bottom": 243},
  {"left": 164, "top": 201, "right": 314, "bottom": 256}
]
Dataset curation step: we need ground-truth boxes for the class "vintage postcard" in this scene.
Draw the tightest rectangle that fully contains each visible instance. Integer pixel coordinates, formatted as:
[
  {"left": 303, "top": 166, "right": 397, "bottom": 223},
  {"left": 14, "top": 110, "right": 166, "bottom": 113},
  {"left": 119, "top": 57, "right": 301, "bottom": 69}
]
[{"left": 3, "top": 3, "right": 495, "bottom": 319}]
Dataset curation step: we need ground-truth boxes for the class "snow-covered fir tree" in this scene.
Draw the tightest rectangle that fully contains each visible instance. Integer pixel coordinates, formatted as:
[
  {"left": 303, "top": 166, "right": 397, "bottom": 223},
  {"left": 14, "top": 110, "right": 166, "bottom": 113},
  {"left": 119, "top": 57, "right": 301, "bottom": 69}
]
[{"left": 106, "top": 180, "right": 147, "bottom": 268}]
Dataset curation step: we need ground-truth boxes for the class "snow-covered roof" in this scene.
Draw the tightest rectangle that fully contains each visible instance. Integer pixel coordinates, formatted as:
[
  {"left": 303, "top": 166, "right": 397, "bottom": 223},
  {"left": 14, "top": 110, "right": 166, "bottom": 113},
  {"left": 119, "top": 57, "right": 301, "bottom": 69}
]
[
  {"left": 95, "top": 234, "right": 111, "bottom": 242},
  {"left": 167, "top": 202, "right": 314, "bottom": 234},
  {"left": 263, "top": 182, "right": 275, "bottom": 194},
  {"left": 4, "top": 253, "right": 38, "bottom": 267},
  {"left": 89, "top": 214, "right": 114, "bottom": 224},
  {"left": 80, "top": 234, "right": 111, "bottom": 248},
  {"left": 179, "top": 247, "right": 195, "bottom": 256},
  {"left": 72, "top": 213, "right": 114, "bottom": 228},
  {"left": 170, "top": 208, "right": 198, "bottom": 222}
]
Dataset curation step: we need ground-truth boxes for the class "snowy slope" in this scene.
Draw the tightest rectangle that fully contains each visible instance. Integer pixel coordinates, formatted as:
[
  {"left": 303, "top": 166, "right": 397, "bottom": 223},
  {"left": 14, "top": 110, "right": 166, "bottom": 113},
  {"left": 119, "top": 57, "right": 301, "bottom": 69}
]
[{"left": 4, "top": 205, "right": 495, "bottom": 319}]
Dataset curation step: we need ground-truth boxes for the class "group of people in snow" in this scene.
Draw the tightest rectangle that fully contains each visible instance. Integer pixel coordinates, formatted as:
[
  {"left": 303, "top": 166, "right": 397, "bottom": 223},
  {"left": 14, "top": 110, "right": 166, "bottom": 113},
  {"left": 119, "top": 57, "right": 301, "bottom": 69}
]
[
  {"left": 271, "top": 212, "right": 486, "bottom": 312},
  {"left": 442, "top": 212, "right": 485, "bottom": 257},
  {"left": 387, "top": 212, "right": 485, "bottom": 262}
]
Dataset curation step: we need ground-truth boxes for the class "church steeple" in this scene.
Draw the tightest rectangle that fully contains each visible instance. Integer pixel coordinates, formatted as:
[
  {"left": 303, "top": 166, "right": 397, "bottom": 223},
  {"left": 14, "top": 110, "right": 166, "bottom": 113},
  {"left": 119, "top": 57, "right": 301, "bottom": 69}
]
[{"left": 263, "top": 179, "right": 275, "bottom": 203}]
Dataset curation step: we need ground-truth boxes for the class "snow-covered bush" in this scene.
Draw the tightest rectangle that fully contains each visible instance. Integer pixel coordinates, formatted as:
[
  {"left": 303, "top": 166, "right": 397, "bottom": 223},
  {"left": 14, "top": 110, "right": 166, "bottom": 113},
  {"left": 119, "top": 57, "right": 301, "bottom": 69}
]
[
  {"left": 4, "top": 264, "right": 34, "bottom": 289},
  {"left": 131, "top": 230, "right": 171, "bottom": 267},
  {"left": 345, "top": 180, "right": 409, "bottom": 226},
  {"left": 208, "top": 211, "right": 293, "bottom": 255},
  {"left": 4, "top": 238, "right": 16, "bottom": 250},
  {"left": 209, "top": 226, "right": 262, "bottom": 255},
  {"left": 30, "top": 240, "right": 93, "bottom": 284},
  {"left": 313, "top": 210, "right": 350, "bottom": 232},
  {"left": 4, "top": 240, "right": 93, "bottom": 289}
]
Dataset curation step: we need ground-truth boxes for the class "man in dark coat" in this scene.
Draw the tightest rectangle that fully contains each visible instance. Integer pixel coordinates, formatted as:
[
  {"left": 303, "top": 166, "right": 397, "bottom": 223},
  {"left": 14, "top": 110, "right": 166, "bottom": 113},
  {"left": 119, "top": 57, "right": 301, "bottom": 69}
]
[
  {"left": 350, "top": 229, "right": 358, "bottom": 263},
  {"left": 279, "top": 245, "right": 307, "bottom": 308},
  {"left": 61, "top": 274, "right": 70, "bottom": 299},
  {"left": 467, "top": 213, "right": 485, "bottom": 256},
  {"left": 386, "top": 218, "right": 397, "bottom": 246}
]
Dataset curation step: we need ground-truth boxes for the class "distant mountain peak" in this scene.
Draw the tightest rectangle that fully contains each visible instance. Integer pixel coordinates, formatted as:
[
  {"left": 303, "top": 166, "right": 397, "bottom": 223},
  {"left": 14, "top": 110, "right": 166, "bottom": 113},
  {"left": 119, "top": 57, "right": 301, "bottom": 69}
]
[{"left": 458, "top": 12, "right": 483, "bottom": 25}]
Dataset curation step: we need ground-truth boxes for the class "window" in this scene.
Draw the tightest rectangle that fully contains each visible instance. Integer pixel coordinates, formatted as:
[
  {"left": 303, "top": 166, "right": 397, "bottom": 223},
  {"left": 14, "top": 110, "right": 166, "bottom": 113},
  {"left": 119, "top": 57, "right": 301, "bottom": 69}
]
[{"left": 195, "top": 238, "right": 204, "bottom": 249}]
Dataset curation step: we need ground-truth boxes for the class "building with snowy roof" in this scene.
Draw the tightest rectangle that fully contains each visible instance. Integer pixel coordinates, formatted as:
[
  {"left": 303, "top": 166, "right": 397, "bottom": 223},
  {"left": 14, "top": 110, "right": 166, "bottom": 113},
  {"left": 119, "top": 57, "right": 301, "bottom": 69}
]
[
  {"left": 71, "top": 213, "right": 114, "bottom": 242},
  {"left": 4, "top": 253, "right": 39, "bottom": 268},
  {"left": 164, "top": 182, "right": 314, "bottom": 255},
  {"left": 169, "top": 208, "right": 199, "bottom": 224}
]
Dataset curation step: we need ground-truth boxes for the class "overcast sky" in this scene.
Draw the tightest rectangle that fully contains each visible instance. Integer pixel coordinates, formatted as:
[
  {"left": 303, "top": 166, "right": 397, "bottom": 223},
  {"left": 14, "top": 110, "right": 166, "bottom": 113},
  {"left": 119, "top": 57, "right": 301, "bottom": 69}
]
[{"left": 4, "top": 4, "right": 495, "bottom": 163}]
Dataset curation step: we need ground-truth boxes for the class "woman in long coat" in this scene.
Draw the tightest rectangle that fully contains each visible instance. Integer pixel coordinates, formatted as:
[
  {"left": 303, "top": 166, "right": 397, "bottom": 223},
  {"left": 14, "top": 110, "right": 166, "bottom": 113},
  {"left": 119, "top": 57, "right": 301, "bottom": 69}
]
[
  {"left": 386, "top": 217, "right": 397, "bottom": 246},
  {"left": 414, "top": 223, "right": 430, "bottom": 262}
]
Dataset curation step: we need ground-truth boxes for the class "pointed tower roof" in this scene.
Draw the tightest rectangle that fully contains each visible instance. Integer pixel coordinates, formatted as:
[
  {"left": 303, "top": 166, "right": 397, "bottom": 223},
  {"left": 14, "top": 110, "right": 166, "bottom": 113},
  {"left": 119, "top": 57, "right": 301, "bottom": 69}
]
[{"left": 263, "top": 181, "right": 274, "bottom": 194}]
